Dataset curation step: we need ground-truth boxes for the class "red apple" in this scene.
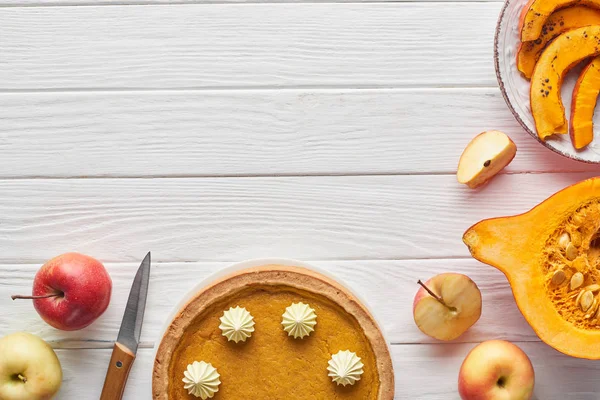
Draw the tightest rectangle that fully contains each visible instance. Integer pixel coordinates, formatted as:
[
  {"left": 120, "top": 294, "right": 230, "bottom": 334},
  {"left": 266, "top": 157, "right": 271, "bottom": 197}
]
[
  {"left": 12, "top": 253, "right": 112, "bottom": 331},
  {"left": 458, "top": 340, "right": 535, "bottom": 400},
  {"left": 413, "top": 273, "right": 482, "bottom": 341}
]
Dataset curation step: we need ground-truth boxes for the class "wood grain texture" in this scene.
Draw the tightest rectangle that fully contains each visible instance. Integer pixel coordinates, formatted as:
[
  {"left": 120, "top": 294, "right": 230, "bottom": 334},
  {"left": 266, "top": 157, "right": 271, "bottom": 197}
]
[
  {"left": 0, "top": 3, "right": 500, "bottom": 89},
  {"left": 99, "top": 342, "right": 136, "bottom": 400},
  {"left": 0, "top": 0, "right": 506, "bottom": 5},
  {"left": 1, "top": 0, "right": 596, "bottom": 398},
  {"left": 54, "top": 349, "right": 150, "bottom": 400},
  {"left": 0, "top": 173, "right": 596, "bottom": 263},
  {"left": 53, "top": 343, "right": 600, "bottom": 399},
  {"left": 0, "top": 259, "right": 538, "bottom": 347},
  {"left": 1, "top": 88, "right": 596, "bottom": 178}
]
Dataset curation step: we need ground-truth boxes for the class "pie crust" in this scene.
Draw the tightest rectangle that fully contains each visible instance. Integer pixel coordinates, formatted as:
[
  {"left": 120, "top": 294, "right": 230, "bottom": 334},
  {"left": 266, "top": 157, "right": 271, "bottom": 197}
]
[{"left": 152, "top": 265, "right": 394, "bottom": 399}]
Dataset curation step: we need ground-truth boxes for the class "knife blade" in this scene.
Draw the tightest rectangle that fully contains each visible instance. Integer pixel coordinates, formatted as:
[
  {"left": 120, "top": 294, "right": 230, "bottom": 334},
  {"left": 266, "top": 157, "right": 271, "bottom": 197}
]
[{"left": 100, "top": 252, "right": 151, "bottom": 400}]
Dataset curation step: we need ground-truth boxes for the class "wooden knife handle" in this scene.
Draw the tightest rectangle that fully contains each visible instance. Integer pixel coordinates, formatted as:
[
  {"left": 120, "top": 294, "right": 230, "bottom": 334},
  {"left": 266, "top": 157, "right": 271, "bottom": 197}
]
[{"left": 100, "top": 342, "right": 136, "bottom": 400}]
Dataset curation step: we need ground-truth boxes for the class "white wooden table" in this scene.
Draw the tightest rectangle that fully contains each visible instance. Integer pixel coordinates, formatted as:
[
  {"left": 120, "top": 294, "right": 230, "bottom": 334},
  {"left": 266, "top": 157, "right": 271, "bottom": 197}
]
[{"left": 2, "top": 0, "right": 600, "bottom": 398}]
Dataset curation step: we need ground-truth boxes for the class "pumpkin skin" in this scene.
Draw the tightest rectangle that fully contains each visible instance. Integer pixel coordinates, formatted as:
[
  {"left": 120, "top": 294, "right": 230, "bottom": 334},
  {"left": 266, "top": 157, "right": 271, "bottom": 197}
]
[
  {"left": 530, "top": 25, "right": 600, "bottom": 140},
  {"left": 517, "top": 6, "right": 600, "bottom": 79},
  {"left": 570, "top": 57, "right": 600, "bottom": 149},
  {"left": 520, "top": 0, "right": 600, "bottom": 41},
  {"left": 463, "top": 177, "right": 600, "bottom": 359}
]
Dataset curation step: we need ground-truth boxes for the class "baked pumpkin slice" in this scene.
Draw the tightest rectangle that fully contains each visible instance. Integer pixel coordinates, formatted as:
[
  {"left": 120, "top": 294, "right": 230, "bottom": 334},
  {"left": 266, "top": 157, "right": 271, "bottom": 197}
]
[
  {"left": 570, "top": 56, "right": 600, "bottom": 149},
  {"left": 153, "top": 265, "right": 395, "bottom": 399},
  {"left": 464, "top": 177, "right": 600, "bottom": 359},
  {"left": 517, "top": 6, "right": 600, "bottom": 79},
  {"left": 530, "top": 25, "right": 600, "bottom": 140},
  {"left": 520, "top": 0, "right": 600, "bottom": 41}
]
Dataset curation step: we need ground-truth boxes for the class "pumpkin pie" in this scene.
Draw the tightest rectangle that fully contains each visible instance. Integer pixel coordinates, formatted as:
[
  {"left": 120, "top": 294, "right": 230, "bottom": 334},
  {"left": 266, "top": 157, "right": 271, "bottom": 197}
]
[{"left": 152, "top": 265, "right": 394, "bottom": 399}]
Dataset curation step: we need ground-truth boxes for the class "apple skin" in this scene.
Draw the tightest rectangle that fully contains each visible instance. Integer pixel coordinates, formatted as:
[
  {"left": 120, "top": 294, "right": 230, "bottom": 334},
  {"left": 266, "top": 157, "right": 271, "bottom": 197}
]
[
  {"left": 32, "top": 253, "right": 112, "bottom": 331},
  {"left": 458, "top": 340, "right": 535, "bottom": 400},
  {"left": 0, "top": 332, "right": 62, "bottom": 400},
  {"left": 457, "top": 130, "right": 517, "bottom": 189},
  {"left": 413, "top": 275, "right": 441, "bottom": 313},
  {"left": 413, "top": 273, "right": 482, "bottom": 341}
]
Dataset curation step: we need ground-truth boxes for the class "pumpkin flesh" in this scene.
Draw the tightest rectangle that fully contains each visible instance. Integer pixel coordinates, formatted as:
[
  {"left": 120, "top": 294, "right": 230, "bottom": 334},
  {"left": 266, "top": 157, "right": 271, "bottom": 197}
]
[
  {"left": 520, "top": 0, "right": 600, "bottom": 41},
  {"left": 530, "top": 25, "right": 600, "bottom": 140},
  {"left": 463, "top": 178, "right": 600, "bottom": 359},
  {"left": 570, "top": 57, "right": 600, "bottom": 149},
  {"left": 517, "top": 6, "right": 600, "bottom": 79}
]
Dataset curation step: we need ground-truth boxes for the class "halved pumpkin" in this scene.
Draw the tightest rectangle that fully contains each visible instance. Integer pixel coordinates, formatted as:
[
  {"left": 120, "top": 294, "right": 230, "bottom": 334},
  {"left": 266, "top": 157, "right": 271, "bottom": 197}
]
[
  {"left": 530, "top": 25, "right": 600, "bottom": 140},
  {"left": 517, "top": 6, "right": 600, "bottom": 79},
  {"left": 570, "top": 57, "right": 600, "bottom": 149},
  {"left": 520, "top": 0, "right": 600, "bottom": 41},
  {"left": 464, "top": 177, "right": 600, "bottom": 359}
]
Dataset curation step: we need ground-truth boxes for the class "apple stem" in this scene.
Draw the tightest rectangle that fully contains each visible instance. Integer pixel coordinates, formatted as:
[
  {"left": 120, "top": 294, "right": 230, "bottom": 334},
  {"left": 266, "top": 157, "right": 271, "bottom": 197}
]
[
  {"left": 417, "top": 280, "right": 452, "bottom": 310},
  {"left": 18, "top": 374, "right": 26, "bottom": 383},
  {"left": 11, "top": 294, "right": 61, "bottom": 301}
]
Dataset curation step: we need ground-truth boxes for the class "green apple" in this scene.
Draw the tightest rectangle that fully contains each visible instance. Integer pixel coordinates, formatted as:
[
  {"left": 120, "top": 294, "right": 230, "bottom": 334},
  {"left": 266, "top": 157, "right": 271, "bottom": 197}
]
[{"left": 0, "top": 332, "right": 62, "bottom": 400}]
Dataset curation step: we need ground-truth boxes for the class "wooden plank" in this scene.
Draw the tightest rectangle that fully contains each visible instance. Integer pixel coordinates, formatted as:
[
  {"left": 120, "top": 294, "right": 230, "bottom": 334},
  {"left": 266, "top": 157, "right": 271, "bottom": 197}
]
[
  {"left": 0, "top": 0, "right": 506, "bottom": 6},
  {"left": 392, "top": 342, "right": 600, "bottom": 399},
  {"left": 56, "top": 349, "right": 152, "bottom": 400},
  {"left": 0, "top": 173, "right": 595, "bottom": 263},
  {"left": 0, "top": 88, "right": 595, "bottom": 178},
  {"left": 0, "top": 3, "right": 500, "bottom": 89},
  {"left": 52, "top": 342, "right": 600, "bottom": 399},
  {"left": 0, "top": 259, "right": 537, "bottom": 347}
]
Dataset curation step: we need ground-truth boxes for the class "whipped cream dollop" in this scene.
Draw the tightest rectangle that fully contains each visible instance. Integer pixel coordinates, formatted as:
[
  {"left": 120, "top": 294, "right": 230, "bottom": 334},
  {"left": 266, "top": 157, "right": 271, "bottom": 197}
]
[
  {"left": 281, "top": 302, "right": 317, "bottom": 339},
  {"left": 327, "top": 350, "right": 364, "bottom": 386},
  {"left": 182, "top": 361, "right": 221, "bottom": 399},
  {"left": 219, "top": 306, "right": 255, "bottom": 343}
]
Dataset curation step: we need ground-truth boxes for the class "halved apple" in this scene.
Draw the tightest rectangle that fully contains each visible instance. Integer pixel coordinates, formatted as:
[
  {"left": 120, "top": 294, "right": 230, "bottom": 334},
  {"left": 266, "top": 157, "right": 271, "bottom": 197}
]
[
  {"left": 517, "top": 6, "right": 600, "bottom": 79},
  {"left": 413, "top": 273, "right": 482, "bottom": 341},
  {"left": 457, "top": 131, "right": 517, "bottom": 189},
  {"left": 519, "top": 0, "right": 600, "bottom": 41},
  {"left": 570, "top": 57, "right": 600, "bottom": 149},
  {"left": 531, "top": 25, "right": 600, "bottom": 140}
]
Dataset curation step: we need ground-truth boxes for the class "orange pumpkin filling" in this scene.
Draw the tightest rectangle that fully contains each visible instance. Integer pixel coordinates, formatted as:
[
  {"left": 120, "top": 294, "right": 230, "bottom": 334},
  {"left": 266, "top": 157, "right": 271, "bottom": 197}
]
[
  {"left": 540, "top": 201, "right": 600, "bottom": 329},
  {"left": 168, "top": 285, "right": 379, "bottom": 399}
]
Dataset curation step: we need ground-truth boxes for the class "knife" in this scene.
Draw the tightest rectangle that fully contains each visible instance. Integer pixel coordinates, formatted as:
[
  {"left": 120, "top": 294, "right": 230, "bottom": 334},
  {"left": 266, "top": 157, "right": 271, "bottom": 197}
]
[{"left": 100, "top": 252, "right": 151, "bottom": 400}]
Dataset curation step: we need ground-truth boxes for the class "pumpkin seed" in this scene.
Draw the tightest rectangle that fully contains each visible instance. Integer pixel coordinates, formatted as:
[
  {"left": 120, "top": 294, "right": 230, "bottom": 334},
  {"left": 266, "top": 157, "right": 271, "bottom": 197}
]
[
  {"left": 586, "top": 299, "right": 599, "bottom": 318},
  {"left": 558, "top": 233, "right": 571, "bottom": 249},
  {"left": 594, "top": 301, "right": 600, "bottom": 319},
  {"left": 566, "top": 243, "right": 578, "bottom": 261},
  {"left": 573, "top": 256, "right": 590, "bottom": 272},
  {"left": 580, "top": 290, "right": 594, "bottom": 311},
  {"left": 570, "top": 289, "right": 583, "bottom": 299},
  {"left": 584, "top": 284, "right": 600, "bottom": 292},
  {"left": 571, "top": 272, "right": 585, "bottom": 290},
  {"left": 551, "top": 270, "right": 566, "bottom": 286},
  {"left": 575, "top": 289, "right": 585, "bottom": 304},
  {"left": 573, "top": 213, "right": 585, "bottom": 225},
  {"left": 572, "top": 231, "right": 583, "bottom": 247}
]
